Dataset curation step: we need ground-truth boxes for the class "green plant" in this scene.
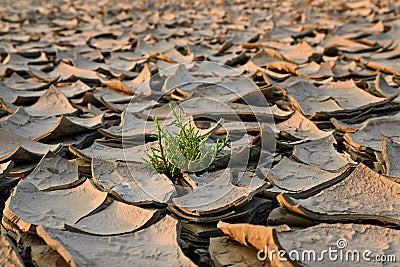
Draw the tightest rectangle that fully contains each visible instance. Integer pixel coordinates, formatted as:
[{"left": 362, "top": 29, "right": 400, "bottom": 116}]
[{"left": 144, "top": 104, "right": 230, "bottom": 181}]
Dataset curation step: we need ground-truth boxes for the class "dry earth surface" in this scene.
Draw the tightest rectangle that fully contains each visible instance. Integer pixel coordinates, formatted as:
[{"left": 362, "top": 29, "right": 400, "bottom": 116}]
[{"left": 0, "top": 0, "right": 400, "bottom": 266}]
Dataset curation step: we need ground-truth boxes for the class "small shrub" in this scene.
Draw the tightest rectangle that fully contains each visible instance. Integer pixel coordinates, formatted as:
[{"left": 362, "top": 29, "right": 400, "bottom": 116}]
[{"left": 144, "top": 104, "right": 230, "bottom": 181}]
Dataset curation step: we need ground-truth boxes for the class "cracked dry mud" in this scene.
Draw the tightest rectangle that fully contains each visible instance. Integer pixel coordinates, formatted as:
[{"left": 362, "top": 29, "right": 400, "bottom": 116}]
[{"left": 1, "top": 0, "right": 400, "bottom": 266}]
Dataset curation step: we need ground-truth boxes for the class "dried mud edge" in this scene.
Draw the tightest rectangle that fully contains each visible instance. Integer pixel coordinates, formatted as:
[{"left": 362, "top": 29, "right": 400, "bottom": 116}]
[
  {"left": 36, "top": 225, "right": 76, "bottom": 267},
  {"left": 89, "top": 162, "right": 169, "bottom": 206},
  {"left": 277, "top": 194, "right": 400, "bottom": 227},
  {"left": 171, "top": 195, "right": 250, "bottom": 217},
  {"left": 63, "top": 209, "right": 161, "bottom": 236},
  {"left": 264, "top": 165, "right": 354, "bottom": 199}
]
